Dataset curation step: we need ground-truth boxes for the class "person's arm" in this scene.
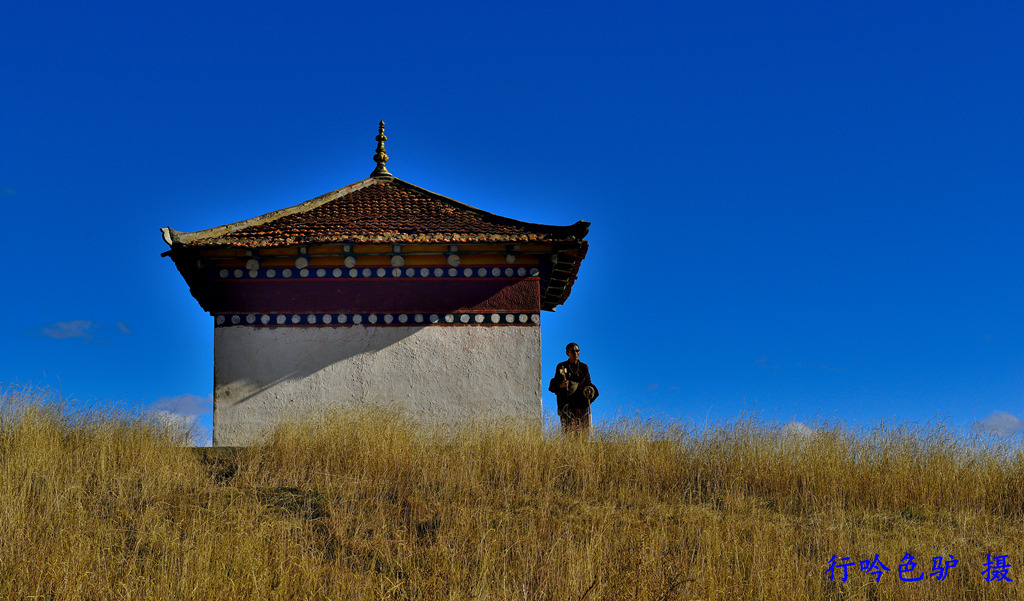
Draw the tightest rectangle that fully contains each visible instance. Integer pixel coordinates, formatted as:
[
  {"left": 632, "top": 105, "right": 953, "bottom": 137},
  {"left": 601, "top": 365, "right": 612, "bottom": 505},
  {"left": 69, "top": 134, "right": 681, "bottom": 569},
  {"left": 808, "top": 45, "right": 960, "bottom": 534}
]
[{"left": 579, "top": 363, "right": 592, "bottom": 387}]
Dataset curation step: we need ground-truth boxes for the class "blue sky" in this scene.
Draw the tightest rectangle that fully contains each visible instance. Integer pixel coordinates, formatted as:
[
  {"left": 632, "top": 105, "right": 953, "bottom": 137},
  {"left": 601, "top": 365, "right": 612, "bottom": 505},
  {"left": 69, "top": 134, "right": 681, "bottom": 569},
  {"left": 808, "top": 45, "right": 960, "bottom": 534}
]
[{"left": 3, "top": 1, "right": 1023, "bottom": 443}]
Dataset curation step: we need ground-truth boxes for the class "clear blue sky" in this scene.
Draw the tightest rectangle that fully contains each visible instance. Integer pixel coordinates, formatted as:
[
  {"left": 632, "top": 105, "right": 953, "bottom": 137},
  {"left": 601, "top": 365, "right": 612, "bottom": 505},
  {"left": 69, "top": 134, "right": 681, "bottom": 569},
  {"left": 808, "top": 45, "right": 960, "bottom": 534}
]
[{"left": 4, "top": 1, "right": 1023, "bottom": 443}]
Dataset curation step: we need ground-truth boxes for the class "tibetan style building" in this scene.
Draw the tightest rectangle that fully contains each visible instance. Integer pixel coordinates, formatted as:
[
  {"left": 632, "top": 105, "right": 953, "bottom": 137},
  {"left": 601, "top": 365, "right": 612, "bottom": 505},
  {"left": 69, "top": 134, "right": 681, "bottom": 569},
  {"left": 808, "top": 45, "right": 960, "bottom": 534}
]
[{"left": 161, "top": 123, "right": 590, "bottom": 446}]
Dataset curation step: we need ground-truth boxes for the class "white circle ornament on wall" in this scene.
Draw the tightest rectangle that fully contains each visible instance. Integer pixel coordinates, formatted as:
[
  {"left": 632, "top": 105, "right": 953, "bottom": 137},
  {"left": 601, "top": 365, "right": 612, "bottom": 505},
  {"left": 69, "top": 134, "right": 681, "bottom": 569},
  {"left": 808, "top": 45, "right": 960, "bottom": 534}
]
[
  {"left": 291, "top": 315, "right": 301, "bottom": 324},
  {"left": 299, "top": 269, "right": 309, "bottom": 277},
  {"left": 277, "top": 315, "right": 286, "bottom": 325},
  {"left": 353, "top": 315, "right": 363, "bottom": 324},
  {"left": 261, "top": 315, "right": 270, "bottom": 324},
  {"left": 219, "top": 269, "right": 229, "bottom": 278},
  {"left": 231, "top": 315, "right": 241, "bottom": 325},
  {"left": 333, "top": 268, "right": 343, "bottom": 277},
  {"left": 398, "top": 314, "right": 408, "bottom": 323},
  {"left": 295, "top": 256, "right": 309, "bottom": 269},
  {"left": 384, "top": 314, "right": 393, "bottom": 324},
  {"left": 344, "top": 256, "right": 357, "bottom": 268},
  {"left": 491, "top": 314, "right": 500, "bottom": 323},
  {"left": 317, "top": 268, "right": 326, "bottom": 277},
  {"left": 267, "top": 269, "right": 277, "bottom": 278},
  {"left": 216, "top": 315, "right": 225, "bottom": 325},
  {"left": 283, "top": 269, "right": 293, "bottom": 278},
  {"left": 415, "top": 314, "right": 424, "bottom": 323}
]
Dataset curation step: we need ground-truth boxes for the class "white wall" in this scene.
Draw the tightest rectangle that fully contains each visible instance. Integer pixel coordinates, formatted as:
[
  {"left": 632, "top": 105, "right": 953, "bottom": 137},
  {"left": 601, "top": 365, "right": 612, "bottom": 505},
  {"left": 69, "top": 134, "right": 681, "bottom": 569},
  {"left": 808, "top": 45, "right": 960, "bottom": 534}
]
[{"left": 212, "top": 325, "right": 541, "bottom": 446}]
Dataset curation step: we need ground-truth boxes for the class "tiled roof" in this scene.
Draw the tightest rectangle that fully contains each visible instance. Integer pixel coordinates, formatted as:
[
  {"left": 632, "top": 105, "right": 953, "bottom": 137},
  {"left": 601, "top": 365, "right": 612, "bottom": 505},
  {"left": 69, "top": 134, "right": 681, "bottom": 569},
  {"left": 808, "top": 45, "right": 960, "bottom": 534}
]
[{"left": 164, "top": 176, "right": 589, "bottom": 248}]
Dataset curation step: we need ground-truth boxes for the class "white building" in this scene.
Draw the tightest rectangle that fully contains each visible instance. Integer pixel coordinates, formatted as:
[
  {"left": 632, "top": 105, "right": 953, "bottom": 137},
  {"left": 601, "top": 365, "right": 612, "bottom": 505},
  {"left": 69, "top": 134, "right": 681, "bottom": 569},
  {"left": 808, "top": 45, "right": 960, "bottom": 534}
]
[{"left": 161, "top": 123, "right": 590, "bottom": 446}]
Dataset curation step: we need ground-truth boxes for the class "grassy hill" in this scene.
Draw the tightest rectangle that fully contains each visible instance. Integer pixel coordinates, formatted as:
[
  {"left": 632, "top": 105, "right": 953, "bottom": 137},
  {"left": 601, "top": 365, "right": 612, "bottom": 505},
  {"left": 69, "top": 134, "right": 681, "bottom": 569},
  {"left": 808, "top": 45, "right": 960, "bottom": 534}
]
[{"left": 2, "top": 386, "right": 1022, "bottom": 600}]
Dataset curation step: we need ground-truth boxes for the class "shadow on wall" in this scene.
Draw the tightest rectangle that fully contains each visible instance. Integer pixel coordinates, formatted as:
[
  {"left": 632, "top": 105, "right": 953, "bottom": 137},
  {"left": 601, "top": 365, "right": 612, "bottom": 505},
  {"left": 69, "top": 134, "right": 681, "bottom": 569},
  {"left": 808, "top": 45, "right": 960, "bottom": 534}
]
[{"left": 214, "top": 324, "right": 424, "bottom": 408}]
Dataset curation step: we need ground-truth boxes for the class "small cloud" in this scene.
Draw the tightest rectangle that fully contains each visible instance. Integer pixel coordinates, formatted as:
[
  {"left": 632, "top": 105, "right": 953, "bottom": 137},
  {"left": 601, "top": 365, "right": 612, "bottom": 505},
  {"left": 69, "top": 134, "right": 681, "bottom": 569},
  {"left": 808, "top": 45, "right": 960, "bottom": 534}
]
[
  {"left": 41, "top": 320, "right": 96, "bottom": 340},
  {"left": 152, "top": 393, "right": 212, "bottom": 415},
  {"left": 116, "top": 321, "right": 131, "bottom": 334},
  {"left": 647, "top": 382, "right": 659, "bottom": 391},
  {"left": 755, "top": 356, "right": 778, "bottom": 370},
  {"left": 150, "top": 394, "right": 212, "bottom": 446},
  {"left": 782, "top": 421, "right": 814, "bottom": 437},
  {"left": 972, "top": 411, "right": 1024, "bottom": 436}
]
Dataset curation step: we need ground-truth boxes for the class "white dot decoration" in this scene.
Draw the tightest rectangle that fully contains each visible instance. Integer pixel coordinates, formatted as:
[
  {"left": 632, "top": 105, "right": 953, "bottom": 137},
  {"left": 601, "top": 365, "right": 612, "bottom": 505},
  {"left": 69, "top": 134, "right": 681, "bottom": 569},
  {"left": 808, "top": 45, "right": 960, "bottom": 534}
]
[
  {"left": 349, "top": 268, "right": 358, "bottom": 277},
  {"left": 433, "top": 268, "right": 443, "bottom": 277},
  {"left": 530, "top": 268, "right": 540, "bottom": 276},
  {"left": 305, "top": 314, "right": 315, "bottom": 324},
  {"left": 464, "top": 268, "right": 473, "bottom": 277},
  {"left": 300, "top": 269, "right": 309, "bottom": 277},
  {"left": 474, "top": 314, "right": 484, "bottom": 323},
  {"left": 344, "top": 256, "right": 357, "bottom": 268},
  {"left": 246, "top": 314, "right": 256, "bottom": 324},
  {"left": 518, "top": 314, "right": 528, "bottom": 323},
  {"left": 504, "top": 314, "right": 515, "bottom": 323},
  {"left": 505, "top": 254, "right": 516, "bottom": 264},
  {"left": 477, "top": 268, "right": 487, "bottom": 276},
  {"left": 231, "top": 315, "right": 241, "bottom": 325},
  {"left": 353, "top": 315, "right": 363, "bottom": 324},
  {"left": 362, "top": 268, "right": 371, "bottom": 277},
  {"left": 368, "top": 314, "right": 378, "bottom": 324},
  {"left": 316, "top": 268, "right": 326, "bottom": 277},
  {"left": 448, "top": 268, "right": 457, "bottom": 276},
  {"left": 384, "top": 314, "right": 393, "bottom": 324},
  {"left": 398, "top": 314, "right": 408, "bottom": 323},
  {"left": 392, "top": 268, "right": 402, "bottom": 277},
  {"left": 517, "top": 267, "right": 526, "bottom": 276},
  {"left": 267, "top": 269, "right": 277, "bottom": 278},
  {"left": 233, "top": 269, "right": 243, "bottom": 278},
  {"left": 490, "top": 314, "right": 500, "bottom": 323},
  {"left": 248, "top": 270, "right": 258, "bottom": 278},
  {"left": 429, "top": 314, "right": 440, "bottom": 324},
  {"left": 276, "top": 315, "right": 286, "bottom": 325},
  {"left": 333, "top": 268, "right": 342, "bottom": 277},
  {"left": 391, "top": 255, "right": 404, "bottom": 267},
  {"left": 283, "top": 269, "right": 293, "bottom": 278},
  {"left": 246, "top": 259, "right": 260, "bottom": 270},
  {"left": 337, "top": 314, "right": 348, "bottom": 324},
  {"left": 216, "top": 315, "right": 225, "bottom": 325},
  {"left": 491, "top": 268, "right": 501, "bottom": 276},
  {"left": 405, "top": 268, "right": 415, "bottom": 276},
  {"left": 219, "top": 269, "right": 229, "bottom": 278},
  {"left": 445, "top": 314, "right": 455, "bottom": 323},
  {"left": 323, "top": 314, "right": 332, "bottom": 324},
  {"left": 457, "top": 314, "right": 468, "bottom": 323},
  {"left": 447, "top": 254, "right": 460, "bottom": 267},
  {"left": 420, "top": 268, "right": 429, "bottom": 277},
  {"left": 261, "top": 315, "right": 270, "bottom": 324},
  {"left": 415, "top": 314, "right": 424, "bottom": 323},
  {"left": 295, "top": 256, "right": 309, "bottom": 269},
  {"left": 291, "top": 315, "right": 301, "bottom": 324},
  {"left": 530, "top": 314, "right": 540, "bottom": 324},
  {"left": 504, "top": 268, "right": 513, "bottom": 276},
  {"left": 376, "top": 268, "right": 386, "bottom": 277}
]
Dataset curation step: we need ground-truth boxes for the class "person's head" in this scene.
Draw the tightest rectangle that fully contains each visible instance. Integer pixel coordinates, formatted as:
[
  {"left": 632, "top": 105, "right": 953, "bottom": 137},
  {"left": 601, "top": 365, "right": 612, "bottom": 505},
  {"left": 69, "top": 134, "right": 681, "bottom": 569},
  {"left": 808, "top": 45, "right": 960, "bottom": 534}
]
[{"left": 565, "top": 342, "right": 580, "bottom": 362}]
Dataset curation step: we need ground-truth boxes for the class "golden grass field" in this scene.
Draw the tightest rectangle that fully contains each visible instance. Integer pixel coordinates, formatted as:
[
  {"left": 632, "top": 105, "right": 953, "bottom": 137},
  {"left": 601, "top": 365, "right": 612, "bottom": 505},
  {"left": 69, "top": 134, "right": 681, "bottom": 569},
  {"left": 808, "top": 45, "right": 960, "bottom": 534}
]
[{"left": 2, "top": 385, "right": 1023, "bottom": 600}]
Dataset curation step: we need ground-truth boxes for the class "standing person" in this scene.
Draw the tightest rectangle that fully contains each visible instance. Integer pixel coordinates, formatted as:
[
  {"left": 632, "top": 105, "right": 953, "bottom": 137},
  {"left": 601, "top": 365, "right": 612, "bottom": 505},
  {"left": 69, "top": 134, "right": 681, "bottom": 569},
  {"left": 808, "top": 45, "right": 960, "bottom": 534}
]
[{"left": 548, "top": 342, "right": 599, "bottom": 435}]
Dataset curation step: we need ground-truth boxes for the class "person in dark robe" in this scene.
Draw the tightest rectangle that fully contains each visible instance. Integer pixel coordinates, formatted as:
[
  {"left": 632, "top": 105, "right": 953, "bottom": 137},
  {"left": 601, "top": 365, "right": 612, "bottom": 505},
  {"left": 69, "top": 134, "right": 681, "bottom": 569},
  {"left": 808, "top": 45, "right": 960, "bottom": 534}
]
[{"left": 548, "top": 342, "right": 598, "bottom": 435}]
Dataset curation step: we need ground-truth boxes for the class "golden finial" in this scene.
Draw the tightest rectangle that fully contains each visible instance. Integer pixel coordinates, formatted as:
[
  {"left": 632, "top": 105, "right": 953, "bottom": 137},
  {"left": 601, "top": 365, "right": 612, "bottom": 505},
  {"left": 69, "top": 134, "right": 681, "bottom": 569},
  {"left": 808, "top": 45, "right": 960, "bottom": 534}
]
[{"left": 371, "top": 120, "right": 391, "bottom": 177}]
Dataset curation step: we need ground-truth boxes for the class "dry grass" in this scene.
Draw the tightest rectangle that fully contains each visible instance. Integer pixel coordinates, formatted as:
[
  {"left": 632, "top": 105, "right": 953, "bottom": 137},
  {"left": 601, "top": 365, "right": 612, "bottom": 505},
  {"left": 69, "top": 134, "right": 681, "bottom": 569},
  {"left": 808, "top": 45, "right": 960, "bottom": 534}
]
[{"left": 2, "top": 385, "right": 1023, "bottom": 600}]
